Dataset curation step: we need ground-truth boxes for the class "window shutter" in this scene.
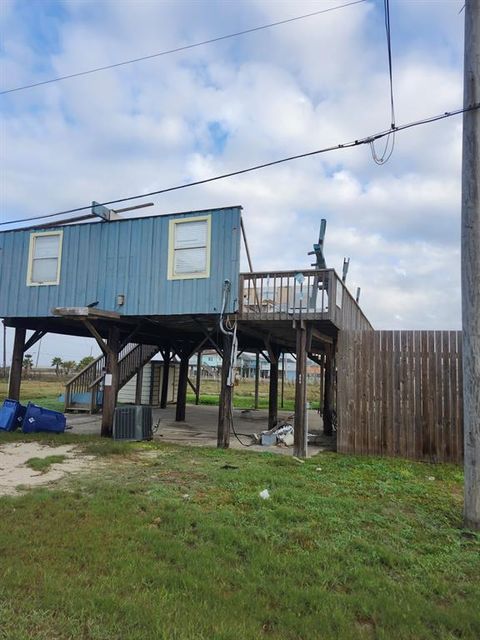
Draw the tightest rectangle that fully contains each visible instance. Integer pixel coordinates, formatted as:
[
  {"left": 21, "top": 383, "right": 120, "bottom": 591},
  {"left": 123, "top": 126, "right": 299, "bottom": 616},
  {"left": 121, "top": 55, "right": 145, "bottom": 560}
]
[
  {"left": 174, "top": 248, "right": 207, "bottom": 274},
  {"left": 32, "top": 258, "right": 58, "bottom": 282},
  {"left": 174, "top": 220, "right": 207, "bottom": 249},
  {"left": 34, "top": 234, "right": 60, "bottom": 258}
]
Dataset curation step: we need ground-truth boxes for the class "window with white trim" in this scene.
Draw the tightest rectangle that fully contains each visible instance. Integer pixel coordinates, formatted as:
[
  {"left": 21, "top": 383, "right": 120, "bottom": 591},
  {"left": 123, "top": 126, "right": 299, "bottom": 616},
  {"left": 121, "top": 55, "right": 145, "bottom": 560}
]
[
  {"left": 168, "top": 216, "right": 211, "bottom": 279},
  {"left": 27, "top": 231, "right": 63, "bottom": 286}
]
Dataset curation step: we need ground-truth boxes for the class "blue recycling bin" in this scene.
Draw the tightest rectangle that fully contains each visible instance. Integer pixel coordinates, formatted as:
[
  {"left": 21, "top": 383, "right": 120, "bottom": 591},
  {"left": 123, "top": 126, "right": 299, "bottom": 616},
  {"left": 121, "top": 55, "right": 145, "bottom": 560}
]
[
  {"left": 0, "top": 399, "right": 27, "bottom": 432},
  {"left": 22, "top": 402, "right": 66, "bottom": 434}
]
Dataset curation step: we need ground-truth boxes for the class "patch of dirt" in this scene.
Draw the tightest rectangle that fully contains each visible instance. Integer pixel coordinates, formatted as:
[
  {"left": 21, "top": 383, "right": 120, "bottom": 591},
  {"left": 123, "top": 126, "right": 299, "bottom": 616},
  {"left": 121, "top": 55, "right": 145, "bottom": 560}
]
[{"left": 0, "top": 442, "right": 96, "bottom": 496}]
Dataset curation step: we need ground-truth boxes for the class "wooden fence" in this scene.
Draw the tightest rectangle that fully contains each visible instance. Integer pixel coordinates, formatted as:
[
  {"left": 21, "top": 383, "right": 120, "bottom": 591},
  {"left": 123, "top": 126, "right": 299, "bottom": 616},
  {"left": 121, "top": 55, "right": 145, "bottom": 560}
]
[{"left": 336, "top": 330, "right": 463, "bottom": 463}]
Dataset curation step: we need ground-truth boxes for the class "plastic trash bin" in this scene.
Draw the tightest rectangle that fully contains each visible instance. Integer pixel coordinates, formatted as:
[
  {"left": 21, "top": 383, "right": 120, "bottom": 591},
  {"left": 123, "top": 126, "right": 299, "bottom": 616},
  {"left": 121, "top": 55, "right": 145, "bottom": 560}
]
[
  {"left": 22, "top": 402, "right": 66, "bottom": 434},
  {"left": 0, "top": 399, "right": 27, "bottom": 432}
]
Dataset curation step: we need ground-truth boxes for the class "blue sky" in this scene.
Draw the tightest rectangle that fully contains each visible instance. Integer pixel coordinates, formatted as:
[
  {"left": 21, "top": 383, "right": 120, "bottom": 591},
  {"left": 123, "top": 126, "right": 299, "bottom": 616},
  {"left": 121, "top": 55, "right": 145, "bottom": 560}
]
[{"left": 0, "top": 0, "right": 467, "bottom": 364}]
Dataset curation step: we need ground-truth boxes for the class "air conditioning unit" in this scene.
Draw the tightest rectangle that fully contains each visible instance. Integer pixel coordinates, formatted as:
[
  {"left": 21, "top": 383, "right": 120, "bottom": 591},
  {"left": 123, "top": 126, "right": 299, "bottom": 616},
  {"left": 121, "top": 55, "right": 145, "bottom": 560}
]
[{"left": 113, "top": 405, "right": 153, "bottom": 441}]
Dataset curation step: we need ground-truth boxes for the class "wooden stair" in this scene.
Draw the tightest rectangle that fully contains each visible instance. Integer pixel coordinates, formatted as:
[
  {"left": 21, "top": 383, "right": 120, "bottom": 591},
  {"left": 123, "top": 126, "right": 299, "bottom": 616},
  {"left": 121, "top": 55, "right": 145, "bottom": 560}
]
[{"left": 64, "top": 343, "right": 161, "bottom": 412}]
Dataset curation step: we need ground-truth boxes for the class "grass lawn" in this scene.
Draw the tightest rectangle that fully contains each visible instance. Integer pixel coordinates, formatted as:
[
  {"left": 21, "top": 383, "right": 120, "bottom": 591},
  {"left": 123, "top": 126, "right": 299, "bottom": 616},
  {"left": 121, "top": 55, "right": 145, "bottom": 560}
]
[
  {"left": 0, "top": 433, "right": 479, "bottom": 640},
  {"left": 0, "top": 378, "right": 321, "bottom": 412},
  {"left": 0, "top": 378, "right": 65, "bottom": 412}
]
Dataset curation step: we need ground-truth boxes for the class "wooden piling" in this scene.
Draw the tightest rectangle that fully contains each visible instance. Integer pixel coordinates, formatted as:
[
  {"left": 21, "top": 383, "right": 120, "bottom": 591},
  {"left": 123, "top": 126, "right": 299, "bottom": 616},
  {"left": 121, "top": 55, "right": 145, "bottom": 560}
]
[
  {"left": 217, "top": 332, "right": 233, "bottom": 448},
  {"left": 101, "top": 326, "right": 120, "bottom": 438},
  {"left": 195, "top": 350, "right": 202, "bottom": 405},
  {"left": 268, "top": 352, "right": 279, "bottom": 429},
  {"left": 135, "top": 364, "right": 144, "bottom": 404},
  {"left": 323, "top": 349, "right": 334, "bottom": 436},
  {"left": 294, "top": 323, "right": 307, "bottom": 458},
  {"left": 254, "top": 352, "right": 260, "bottom": 409},
  {"left": 8, "top": 327, "right": 26, "bottom": 401},
  {"left": 160, "top": 351, "right": 170, "bottom": 409},
  {"left": 175, "top": 355, "right": 189, "bottom": 422}
]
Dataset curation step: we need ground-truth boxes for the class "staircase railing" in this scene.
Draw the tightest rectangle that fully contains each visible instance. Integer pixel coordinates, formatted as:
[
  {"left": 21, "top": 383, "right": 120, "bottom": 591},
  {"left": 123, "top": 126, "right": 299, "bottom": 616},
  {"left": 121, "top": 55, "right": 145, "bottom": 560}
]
[{"left": 64, "top": 342, "right": 160, "bottom": 412}]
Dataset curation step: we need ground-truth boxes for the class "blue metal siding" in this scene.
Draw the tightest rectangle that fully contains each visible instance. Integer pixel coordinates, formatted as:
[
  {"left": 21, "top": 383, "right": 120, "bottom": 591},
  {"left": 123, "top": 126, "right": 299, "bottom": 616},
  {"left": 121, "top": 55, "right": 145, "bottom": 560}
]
[{"left": 0, "top": 207, "right": 241, "bottom": 317}]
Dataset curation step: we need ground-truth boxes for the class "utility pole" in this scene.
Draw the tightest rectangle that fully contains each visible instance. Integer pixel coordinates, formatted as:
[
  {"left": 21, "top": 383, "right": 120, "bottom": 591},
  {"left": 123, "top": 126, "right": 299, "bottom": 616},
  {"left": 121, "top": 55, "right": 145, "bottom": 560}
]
[{"left": 462, "top": 0, "right": 480, "bottom": 531}]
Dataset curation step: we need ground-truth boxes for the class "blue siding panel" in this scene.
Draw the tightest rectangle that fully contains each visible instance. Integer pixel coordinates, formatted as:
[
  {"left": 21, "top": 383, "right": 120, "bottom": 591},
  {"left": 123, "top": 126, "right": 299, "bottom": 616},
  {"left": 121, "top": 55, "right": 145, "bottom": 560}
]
[{"left": 0, "top": 207, "right": 241, "bottom": 317}]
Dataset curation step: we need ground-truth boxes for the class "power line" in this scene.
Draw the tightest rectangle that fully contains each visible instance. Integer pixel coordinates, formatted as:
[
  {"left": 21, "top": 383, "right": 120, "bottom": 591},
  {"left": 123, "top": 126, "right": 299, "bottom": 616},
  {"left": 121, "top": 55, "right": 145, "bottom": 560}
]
[
  {"left": 370, "top": 0, "right": 396, "bottom": 165},
  {"left": 384, "top": 0, "right": 395, "bottom": 127},
  {"left": 1, "top": 103, "right": 478, "bottom": 230},
  {"left": 0, "top": 0, "right": 367, "bottom": 96}
]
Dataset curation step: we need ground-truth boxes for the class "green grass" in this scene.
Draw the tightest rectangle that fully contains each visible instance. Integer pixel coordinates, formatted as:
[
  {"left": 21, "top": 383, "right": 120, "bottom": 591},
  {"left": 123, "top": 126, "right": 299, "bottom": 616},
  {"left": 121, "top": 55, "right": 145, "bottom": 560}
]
[
  {"left": 25, "top": 454, "right": 67, "bottom": 473},
  {"left": 186, "top": 393, "right": 319, "bottom": 411},
  {"left": 0, "top": 379, "right": 321, "bottom": 414},
  {"left": 0, "top": 435, "right": 478, "bottom": 640},
  {"left": 0, "top": 379, "right": 65, "bottom": 412}
]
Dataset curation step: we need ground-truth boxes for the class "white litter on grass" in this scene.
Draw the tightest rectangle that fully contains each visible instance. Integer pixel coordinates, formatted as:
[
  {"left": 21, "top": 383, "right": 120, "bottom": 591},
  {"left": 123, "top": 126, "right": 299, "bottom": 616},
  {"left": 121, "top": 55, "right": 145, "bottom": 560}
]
[
  {"left": 316, "top": 467, "right": 322, "bottom": 472},
  {"left": 427, "top": 476, "right": 435, "bottom": 481},
  {"left": 259, "top": 489, "right": 270, "bottom": 500}
]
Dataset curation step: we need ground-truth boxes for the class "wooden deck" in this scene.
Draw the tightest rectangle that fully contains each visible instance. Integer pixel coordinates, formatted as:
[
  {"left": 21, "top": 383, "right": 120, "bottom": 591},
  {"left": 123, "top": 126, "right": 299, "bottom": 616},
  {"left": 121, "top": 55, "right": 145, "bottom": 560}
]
[{"left": 239, "top": 268, "right": 372, "bottom": 331}]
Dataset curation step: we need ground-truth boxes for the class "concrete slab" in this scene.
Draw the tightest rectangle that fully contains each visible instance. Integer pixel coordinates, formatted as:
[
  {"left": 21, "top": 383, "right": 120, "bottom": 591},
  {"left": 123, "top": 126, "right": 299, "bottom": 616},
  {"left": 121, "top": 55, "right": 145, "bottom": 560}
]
[{"left": 66, "top": 404, "right": 336, "bottom": 457}]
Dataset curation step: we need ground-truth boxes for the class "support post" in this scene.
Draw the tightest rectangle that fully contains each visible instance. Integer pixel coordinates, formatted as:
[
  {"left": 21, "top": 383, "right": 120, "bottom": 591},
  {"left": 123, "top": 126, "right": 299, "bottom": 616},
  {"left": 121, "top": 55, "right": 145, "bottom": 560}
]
[
  {"left": 254, "top": 352, "right": 260, "bottom": 409},
  {"left": 135, "top": 365, "right": 144, "bottom": 404},
  {"left": 195, "top": 350, "right": 202, "bottom": 405},
  {"left": 8, "top": 327, "right": 26, "bottom": 400},
  {"left": 319, "top": 353, "right": 325, "bottom": 414},
  {"left": 323, "top": 349, "right": 334, "bottom": 436},
  {"left": 217, "top": 332, "right": 233, "bottom": 448},
  {"left": 294, "top": 323, "right": 307, "bottom": 458},
  {"left": 176, "top": 354, "right": 189, "bottom": 422},
  {"left": 268, "top": 350, "right": 279, "bottom": 429},
  {"left": 101, "top": 327, "right": 120, "bottom": 438},
  {"left": 281, "top": 352, "right": 285, "bottom": 409},
  {"left": 160, "top": 352, "right": 170, "bottom": 409},
  {"left": 3, "top": 321, "right": 7, "bottom": 379},
  {"left": 462, "top": 0, "right": 480, "bottom": 531}
]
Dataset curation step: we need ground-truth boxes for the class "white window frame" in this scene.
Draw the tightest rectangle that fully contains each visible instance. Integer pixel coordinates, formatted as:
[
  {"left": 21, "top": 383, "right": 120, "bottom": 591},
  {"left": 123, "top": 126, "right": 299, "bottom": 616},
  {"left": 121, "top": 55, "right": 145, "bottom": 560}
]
[
  {"left": 26, "top": 230, "right": 63, "bottom": 287},
  {"left": 167, "top": 215, "right": 211, "bottom": 280}
]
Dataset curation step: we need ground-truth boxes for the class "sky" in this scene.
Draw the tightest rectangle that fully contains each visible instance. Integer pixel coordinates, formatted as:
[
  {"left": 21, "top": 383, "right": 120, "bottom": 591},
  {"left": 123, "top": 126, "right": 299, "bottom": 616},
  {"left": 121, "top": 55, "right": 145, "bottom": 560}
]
[{"left": 0, "top": 0, "right": 467, "bottom": 366}]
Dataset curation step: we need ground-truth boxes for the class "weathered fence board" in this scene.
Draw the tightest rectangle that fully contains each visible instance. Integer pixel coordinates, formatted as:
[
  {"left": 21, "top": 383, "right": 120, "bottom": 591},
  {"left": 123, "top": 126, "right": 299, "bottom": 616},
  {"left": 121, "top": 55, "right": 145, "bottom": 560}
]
[{"left": 337, "top": 330, "right": 463, "bottom": 463}]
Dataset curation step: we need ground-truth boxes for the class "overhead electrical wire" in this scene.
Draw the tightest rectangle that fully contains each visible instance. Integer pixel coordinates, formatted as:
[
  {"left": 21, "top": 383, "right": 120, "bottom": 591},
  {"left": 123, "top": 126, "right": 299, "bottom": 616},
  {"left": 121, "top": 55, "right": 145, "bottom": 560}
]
[
  {"left": 1, "top": 103, "right": 476, "bottom": 231},
  {"left": 370, "top": 0, "right": 396, "bottom": 165},
  {"left": 0, "top": 0, "right": 367, "bottom": 95}
]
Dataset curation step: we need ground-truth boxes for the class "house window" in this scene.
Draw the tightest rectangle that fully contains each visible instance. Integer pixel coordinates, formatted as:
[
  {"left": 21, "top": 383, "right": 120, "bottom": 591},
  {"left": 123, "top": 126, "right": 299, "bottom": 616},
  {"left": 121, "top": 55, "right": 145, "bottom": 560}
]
[
  {"left": 168, "top": 216, "right": 211, "bottom": 280},
  {"left": 27, "top": 231, "right": 63, "bottom": 286}
]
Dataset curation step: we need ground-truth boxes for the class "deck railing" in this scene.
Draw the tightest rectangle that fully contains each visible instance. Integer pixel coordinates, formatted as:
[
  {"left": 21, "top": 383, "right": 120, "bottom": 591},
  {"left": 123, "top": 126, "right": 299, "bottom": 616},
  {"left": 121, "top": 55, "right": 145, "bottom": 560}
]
[
  {"left": 239, "top": 268, "right": 372, "bottom": 330},
  {"left": 239, "top": 269, "right": 332, "bottom": 320}
]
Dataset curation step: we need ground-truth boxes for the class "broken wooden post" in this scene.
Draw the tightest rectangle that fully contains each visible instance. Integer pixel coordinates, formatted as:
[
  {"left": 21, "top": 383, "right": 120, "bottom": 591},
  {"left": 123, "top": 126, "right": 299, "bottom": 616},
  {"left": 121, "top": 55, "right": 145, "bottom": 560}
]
[
  {"left": 254, "top": 351, "right": 260, "bottom": 409},
  {"left": 217, "top": 332, "right": 233, "bottom": 448},
  {"left": 160, "top": 350, "right": 170, "bottom": 409},
  {"left": 101, "top": 326, "right": 120, "bottom": 438},
  {"left": 294, "top": 322, "right": 307, "bottom": 458},
  {"left": 175, "top": 354, "right": 189, "bottom": 422},
  {"left": 8, "top": 327, "right": 26, "bottom": 401},
  {"left": 323, "top": 349, "right": 334, "bottom": 436},
  {"left": 268, "top": 348, "right": 279, "bottom": 429}
]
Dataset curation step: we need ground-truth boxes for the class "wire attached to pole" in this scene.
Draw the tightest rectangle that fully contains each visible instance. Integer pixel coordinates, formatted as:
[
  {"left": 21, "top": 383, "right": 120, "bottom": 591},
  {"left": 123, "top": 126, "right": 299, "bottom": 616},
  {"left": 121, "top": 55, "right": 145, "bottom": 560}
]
[{"left": 370, "top": 0, "right": 396, "bottom": 165}]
